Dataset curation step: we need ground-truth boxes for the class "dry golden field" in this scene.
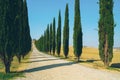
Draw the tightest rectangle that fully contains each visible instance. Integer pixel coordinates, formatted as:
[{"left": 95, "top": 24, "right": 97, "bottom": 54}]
[{"left": 57, "top": 46, "right": 120, "bottom": 70}]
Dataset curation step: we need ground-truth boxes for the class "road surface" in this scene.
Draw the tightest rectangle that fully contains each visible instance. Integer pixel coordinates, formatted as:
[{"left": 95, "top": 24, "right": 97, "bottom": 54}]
[{"left": 16, "top": 44, "right": 120, "bottom": 80}]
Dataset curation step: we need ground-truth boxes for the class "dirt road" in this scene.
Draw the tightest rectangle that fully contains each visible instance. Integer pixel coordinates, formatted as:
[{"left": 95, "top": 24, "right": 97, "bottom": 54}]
[{"left": 16, "top": 44, "right": 120, "bottom": 80}]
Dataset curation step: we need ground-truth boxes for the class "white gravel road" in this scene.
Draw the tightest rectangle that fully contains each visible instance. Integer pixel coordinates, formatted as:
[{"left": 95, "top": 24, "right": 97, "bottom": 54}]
[{"left": 16, "top": 44, "right": 120, "bottom": 80}]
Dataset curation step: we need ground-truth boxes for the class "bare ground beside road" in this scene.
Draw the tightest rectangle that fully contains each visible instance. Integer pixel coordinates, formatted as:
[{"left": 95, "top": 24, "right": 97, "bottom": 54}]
[{"left": 16, "top": 44, "right": 120, "bottom": 80}]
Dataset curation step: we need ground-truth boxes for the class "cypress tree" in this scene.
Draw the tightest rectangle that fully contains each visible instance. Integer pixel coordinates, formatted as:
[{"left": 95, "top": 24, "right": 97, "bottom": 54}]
[
  {"left": 52, "top": 18, "right": 56, "bottom": 55},
  {"left": 0, "top": 0, "right": 20, "bottom": 73},
  {"left": 4, "top": 0, "right": 14, "bottom": 72},
  {"left": 56, "top": 11, "right": 61, "bottom": 56},
  {"left": 45, "top": 28, "right": 48, "bottom": 52},
  {"left": 17, "top": 0, "right": 31, "bottom": 61},
  {"left": 0, "top": 0, "right": 6, "bottom": 72},
  {"left": 35, "top": 38, "right": 40, "bottom": 51},
  {"left": 73, "top": 0, "right": 83, "bottom": 62},
  {"left": 22, "top": 0, "right": 31, "bottom": 58},
  {"left": 63, "top": 4, "right": 69, "bottom": 58},
  {"left": 0, "top": 0, "right": 31, "bottom": 72},
  {"left": 44, "top": 31, "right": 47, "bottom": 52},
  {"left": 36, "top": 35, "right": 44, "bottom": 52},
  {"left": 41, "top": 32, "right": 45, "bottom": 52},
  {"left": 41, "top": 35, "right": 44, "bottom": 51},
  {"left": 35, "top": 35, "right": 45, "bottom": 52},
  {"left": 46, "top": 24, "right": 50, "bottom": 52},
  {"left": 38, "top": 35, "right": 43, "bottom": 51},
  {"left": 42, "top": 36, "right": 44, "bottom": 51},
  {"left": 15, "top": 0, "right": 23, "bottom": 63},
  {"left": 50, "top": 23, "right": 53, "bottom": 54},
  {"left": 0, "top": 0, "right": 5, "bottom": 60},
  {"left": 98, "top": 0, "right": 114, "bottom": 67}
]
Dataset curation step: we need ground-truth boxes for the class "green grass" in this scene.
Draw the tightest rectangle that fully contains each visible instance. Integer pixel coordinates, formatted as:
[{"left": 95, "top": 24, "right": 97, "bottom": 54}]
[
  {"left": 107, "top": 67, "right": 120, "bottom": 72},
  {"left": 0, "top": 51, "right": 31, "bottom": 80},
  {"left": 0, "top": 72, "right": 24, "bottom": 80},
  {"left": 0, "top": 63, "right": 3, "bottom": 68},
  {"left": 0, "top": 59, "right": 25, "bottom": 80}
]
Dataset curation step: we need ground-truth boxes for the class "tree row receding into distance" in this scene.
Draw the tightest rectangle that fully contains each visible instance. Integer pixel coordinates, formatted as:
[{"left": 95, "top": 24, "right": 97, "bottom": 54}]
[
  {"left": 0, "top": 0, "right": 31, "bottom": 73},
  {"left": 35, "top": 0, "right": 82, "bottom": 62},
  {"left": 35, "top": 0, "right": 115, "bottom": 67}
]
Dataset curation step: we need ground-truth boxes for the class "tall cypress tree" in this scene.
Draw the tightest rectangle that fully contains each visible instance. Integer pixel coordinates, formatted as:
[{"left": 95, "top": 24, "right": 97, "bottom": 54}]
[
  {"left": 41, "top": 32, "right": 45, "bottom": 52},
  {"left": 35, "top": 35, "right": 45, "bottom": 52},
  {"left": 44, "top": 31, "right": 47, "bottom": 52},
  {"left": 0, "top": 0, "right": 6, "bottom": 72},
  {"left": 38, "top": 35, "right": 44, "bottom": 51},
  {"left": 22, "top": 0, "right": 31, "bottom": 58},
  {"left": 15, "top": 0, "right": 23, "bottom": 63},
  {"left": 73, "top": 0, "right": 83, "bottom": 62},
  {"left": 0, "top": 0, "right": 5, "bottom": 61},
  {"left": 56, "top": 11, "right": 61, "bottom": 56},
  {"left": 41, "top": 35, "right": 44, "bottom": 51},
  {"left": 0, "top": 0, "right": 31, "bottom": 73},
  {"left": 50, "top": 23, "right": 53, "bottom": 54},
  {"left": 63, "top": 4, "right": 69, "bottom": 58},
  {"left": 15, "top": 0, "right": 31, "bottom": 62},
  {"left": 52, "top": 18, "right": 56, "bottom": 55},
  {"left": 4, "top": 0, "right": 14, "bottom": 73},
  {"left": 46, "top": 24, "right": 50, "bottom": 52},
  {"left": 0, "top": 0, "right": 20, "bottom": 73},
  {"left": 98, "top": 0, "right": 114, "bottom": 67}
]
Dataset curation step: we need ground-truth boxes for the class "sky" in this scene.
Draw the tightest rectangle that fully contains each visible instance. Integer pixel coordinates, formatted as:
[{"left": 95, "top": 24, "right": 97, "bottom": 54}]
[{"left": 27, "top": 0, "right": 120, "bottom": 47}]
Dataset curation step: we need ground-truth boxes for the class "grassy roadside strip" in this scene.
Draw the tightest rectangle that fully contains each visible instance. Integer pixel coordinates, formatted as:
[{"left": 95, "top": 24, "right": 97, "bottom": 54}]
[
  {"left": 35, "top": 43, "right": 120, "bottom": 73},
  {"left": 0, "top": 51, "right": 32, "bottom": 80},
  {"left": 45, "top": 52, "right": 120, "bottom": 73}
]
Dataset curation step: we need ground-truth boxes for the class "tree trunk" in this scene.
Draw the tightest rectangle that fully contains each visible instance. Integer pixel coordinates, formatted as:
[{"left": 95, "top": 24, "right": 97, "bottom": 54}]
[
  {"left": 18, "top": 56, "right": 21, "bottom": 63},
  {"left": 58, "top": 54, "right": 60, "bottom": 57},
  {"left": 22, "top": 55, "right": 25, "bottom": 59},
  {"left": 78, "top": 57, "right": 80, "bottom": 62},
  {"left": 5, "top": 62, "right": 10, "bottom": 73},
  {"left": 65, "top": 56, "right": 67, "bottom": 59},
  {"left": 104, "top": 34, "right": 109, "bottom": 67},
  {"left": 17, "top": 55, "right": 21, "bottom": 63}
]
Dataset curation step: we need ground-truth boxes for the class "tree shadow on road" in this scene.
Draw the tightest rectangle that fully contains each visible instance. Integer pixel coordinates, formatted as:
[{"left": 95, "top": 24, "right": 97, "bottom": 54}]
[
  {"left": 22, "top": 59, "right": 59, "bottom": 63},
  {"left": 75, "top": 59, "right": 100, "bottom": 63},
  {"left": 111, "top": 63, "right": 120, "bottom": 68},
  {"left": 22, "top": 62, "right": 77, "bottom": 73},
  {"left": 85, "top": 59, "right": 100, "bottom": 63},
  {"left": 25, "top": 57, "right": 47, "bottom": 59}
]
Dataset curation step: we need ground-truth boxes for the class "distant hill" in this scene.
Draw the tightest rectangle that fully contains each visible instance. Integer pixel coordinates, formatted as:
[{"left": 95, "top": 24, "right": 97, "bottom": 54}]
[{"left": 114, "top": 47, "right": 120, "bottom": 52}]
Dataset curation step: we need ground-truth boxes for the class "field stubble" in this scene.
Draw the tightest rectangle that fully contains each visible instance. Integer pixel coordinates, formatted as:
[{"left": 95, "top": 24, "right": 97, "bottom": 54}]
[{"left": 57, "top": 46, "right": 120, "bottom": 72}]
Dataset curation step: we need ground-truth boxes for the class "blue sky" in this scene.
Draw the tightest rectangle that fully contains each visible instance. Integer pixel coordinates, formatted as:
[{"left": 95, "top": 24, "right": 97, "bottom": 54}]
[{"left": 27, "top": 0, "right": 120, "bottom": 47}]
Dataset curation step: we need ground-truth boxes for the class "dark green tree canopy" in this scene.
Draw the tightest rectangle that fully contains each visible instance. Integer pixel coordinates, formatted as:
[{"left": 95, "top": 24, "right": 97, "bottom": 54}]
[
  {"left": 50, "top": 23, "right": 53, "bottom": 53},
  {"left": 98, "top": 0, "right": 114, "bottom": 67},
  {"left": 63, "top": 4, "right": 69, "bottom": 58},
  {"left": 73, "top": 0, "right": 83, "bottom": 61},
  {"left": 0, "top": 0, "right": 31, "bottom": 73},
  {"left": 52, "top": 18, "right": 56, "bottom": 55},
  {"left": 56, "top": 10, "right": 61, "bottom": 56}
]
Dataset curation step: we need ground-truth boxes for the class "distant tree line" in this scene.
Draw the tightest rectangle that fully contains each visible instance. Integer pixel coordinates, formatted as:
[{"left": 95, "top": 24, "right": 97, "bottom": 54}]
[
  {"left": 0, "top": 0, "right": 31, "bottom": 73},
  {"left": 35, "top": 0, "right": 82, "bottom": 62},
  {"left": 35, "top": 0, "right": 114, "bottom": 67}
]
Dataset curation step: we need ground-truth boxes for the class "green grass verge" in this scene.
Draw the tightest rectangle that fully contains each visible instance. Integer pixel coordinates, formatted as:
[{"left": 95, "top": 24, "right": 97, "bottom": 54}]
[
  {"left": 0, "top": 51, "right": 32, "bottom": 80},
  {"left": 45, "top": 52, "right": 120, "bottom": 72},
  {"left": 107, "top": 67, "right": 120, "bottom": 72},
  {"left": 0, "top": 72, "right": 24, "bottom": 80}
]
